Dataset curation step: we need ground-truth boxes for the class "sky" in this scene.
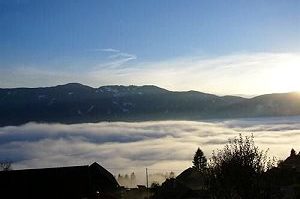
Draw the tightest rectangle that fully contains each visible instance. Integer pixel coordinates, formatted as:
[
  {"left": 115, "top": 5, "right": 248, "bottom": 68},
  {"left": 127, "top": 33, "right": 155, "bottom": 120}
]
[{"left": 1, "top": 0, "right": 300, "bottom": 95}]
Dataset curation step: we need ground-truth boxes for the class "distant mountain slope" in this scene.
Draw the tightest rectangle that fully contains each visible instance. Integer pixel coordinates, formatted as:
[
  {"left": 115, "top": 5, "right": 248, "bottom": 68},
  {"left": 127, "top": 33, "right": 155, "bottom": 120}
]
[
  {"left": 0, "top": 83, "right": 299, "bottom": 126},
  {"left": 218, "top": 92, "right": 300, "bottom": 118}
]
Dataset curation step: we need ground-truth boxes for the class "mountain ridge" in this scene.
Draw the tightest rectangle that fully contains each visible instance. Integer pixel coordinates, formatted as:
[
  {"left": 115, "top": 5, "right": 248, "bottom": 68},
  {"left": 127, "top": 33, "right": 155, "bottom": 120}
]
[{"left": 1, "top": 83, "right": 300, "bottom": 127}]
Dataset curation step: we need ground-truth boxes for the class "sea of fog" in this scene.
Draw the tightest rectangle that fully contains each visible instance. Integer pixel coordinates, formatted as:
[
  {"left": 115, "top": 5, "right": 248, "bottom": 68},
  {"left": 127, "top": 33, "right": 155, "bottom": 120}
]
[{"left": 1, "top": 116, "right": 300, "bottom": 185}]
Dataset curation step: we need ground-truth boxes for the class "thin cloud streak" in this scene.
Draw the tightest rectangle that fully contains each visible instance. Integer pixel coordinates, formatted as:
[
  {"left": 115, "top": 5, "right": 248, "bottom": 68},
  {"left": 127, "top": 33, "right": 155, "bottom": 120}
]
[
  {"left": 89, "top": 48, "right": 120, "bottom": 53},
  {"left": 92, "top": 48, "right": 137, "bottom": 69},
  {"left": 101, "top": 48, "right": 120, "bottom": 53}
]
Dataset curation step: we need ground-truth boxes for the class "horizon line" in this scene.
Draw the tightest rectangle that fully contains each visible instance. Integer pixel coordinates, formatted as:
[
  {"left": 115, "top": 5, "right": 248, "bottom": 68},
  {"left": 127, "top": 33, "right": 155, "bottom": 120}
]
[{"left": 1, "top": 82, "right": 300, "bottom": 98}]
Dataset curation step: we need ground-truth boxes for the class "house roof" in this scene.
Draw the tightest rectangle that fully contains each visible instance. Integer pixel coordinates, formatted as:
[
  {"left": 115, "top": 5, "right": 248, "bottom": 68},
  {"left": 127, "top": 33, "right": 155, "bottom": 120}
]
[
  {"left": 280, "top": 152, "right": 300, "bottom": 172},
  {"left": 0, "top": 162, "right": 119, "bottom": 199}
]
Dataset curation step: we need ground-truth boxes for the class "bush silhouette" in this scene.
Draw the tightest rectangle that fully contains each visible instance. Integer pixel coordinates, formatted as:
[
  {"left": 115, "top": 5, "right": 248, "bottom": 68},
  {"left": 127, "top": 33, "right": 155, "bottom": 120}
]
[
  {"left": 0, "top": 161, "right": 12, "bottom": 171},
  {"left": 208, "top": 134, "right": 272, "bottom": 199}
]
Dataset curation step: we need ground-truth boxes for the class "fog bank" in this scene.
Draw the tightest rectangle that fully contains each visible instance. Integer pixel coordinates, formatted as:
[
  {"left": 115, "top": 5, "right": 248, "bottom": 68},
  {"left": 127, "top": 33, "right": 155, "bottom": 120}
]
[{"left": 1, "top": 116, "right": 299, "bottom": 185}]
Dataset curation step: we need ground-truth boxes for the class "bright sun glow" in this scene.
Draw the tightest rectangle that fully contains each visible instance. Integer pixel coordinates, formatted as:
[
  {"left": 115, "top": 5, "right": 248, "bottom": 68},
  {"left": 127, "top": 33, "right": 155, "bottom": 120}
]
[{"left": 268, "top": 55, "right": 300, "bottom": 93}]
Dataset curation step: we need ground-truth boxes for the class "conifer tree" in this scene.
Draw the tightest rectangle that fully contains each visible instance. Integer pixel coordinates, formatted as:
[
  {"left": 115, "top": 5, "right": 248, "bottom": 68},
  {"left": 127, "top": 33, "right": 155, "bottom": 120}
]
[{"left": 193, "top": 147, "right": 207, "bottom": 171}]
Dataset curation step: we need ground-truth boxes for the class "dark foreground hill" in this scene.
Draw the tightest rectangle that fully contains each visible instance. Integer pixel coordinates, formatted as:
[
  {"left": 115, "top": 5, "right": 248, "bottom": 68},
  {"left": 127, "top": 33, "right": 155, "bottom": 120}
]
[{"left": 1, "top": 83, "right": 300, "bottom": 126}]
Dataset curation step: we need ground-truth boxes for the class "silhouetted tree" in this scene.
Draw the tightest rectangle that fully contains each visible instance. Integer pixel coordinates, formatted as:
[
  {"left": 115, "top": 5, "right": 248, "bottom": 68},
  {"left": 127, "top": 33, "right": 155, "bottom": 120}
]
[
  {"left": 169, "top": 171, "right": 175, "bottom": 179},
  {"left": 151, "top": 182, "right": 160, "bottom": 188},
  {"left": 290, "top": 148, "right": 296, "bottom": 157},
  {"left": 130, "top": 172, "right": 136, "bottom": 187},
  {"left": 209, "top": 134, "right": 272, "bottom": 199},
  {"left": 0, "top": 161, "right": 12, "bottom": 171},
  {"left": 124, "top": 174, "right": 129, "bottom": 180},
  {"left": 193, "top": 148, "right": 207, "bottom": 171}
]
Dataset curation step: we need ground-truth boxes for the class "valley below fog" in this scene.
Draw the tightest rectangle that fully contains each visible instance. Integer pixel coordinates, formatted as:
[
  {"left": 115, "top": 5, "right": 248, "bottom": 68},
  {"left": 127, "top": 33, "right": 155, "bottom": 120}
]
[{"left": 1, "top": 116, "right": 300, "bottom": 185}]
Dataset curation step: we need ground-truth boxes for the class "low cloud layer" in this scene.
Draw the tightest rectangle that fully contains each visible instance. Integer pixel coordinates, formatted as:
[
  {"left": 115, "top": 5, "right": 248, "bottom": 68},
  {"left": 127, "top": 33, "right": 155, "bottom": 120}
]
[{"left": 1, "top": 117, "right": 300, "bottom": 184}]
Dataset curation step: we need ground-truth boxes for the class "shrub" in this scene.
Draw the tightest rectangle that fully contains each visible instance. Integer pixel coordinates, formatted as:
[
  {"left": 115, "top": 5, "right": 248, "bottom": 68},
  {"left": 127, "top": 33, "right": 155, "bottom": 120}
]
[{"left": 209, "top": 134, "right": 273, "bottom": 199}]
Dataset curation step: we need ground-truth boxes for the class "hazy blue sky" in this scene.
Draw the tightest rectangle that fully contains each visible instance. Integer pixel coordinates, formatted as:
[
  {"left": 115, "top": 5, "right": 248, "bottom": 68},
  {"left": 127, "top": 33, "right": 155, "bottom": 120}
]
[{"left": 1, "top": 0, "right": 300, "bottom": 95}]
